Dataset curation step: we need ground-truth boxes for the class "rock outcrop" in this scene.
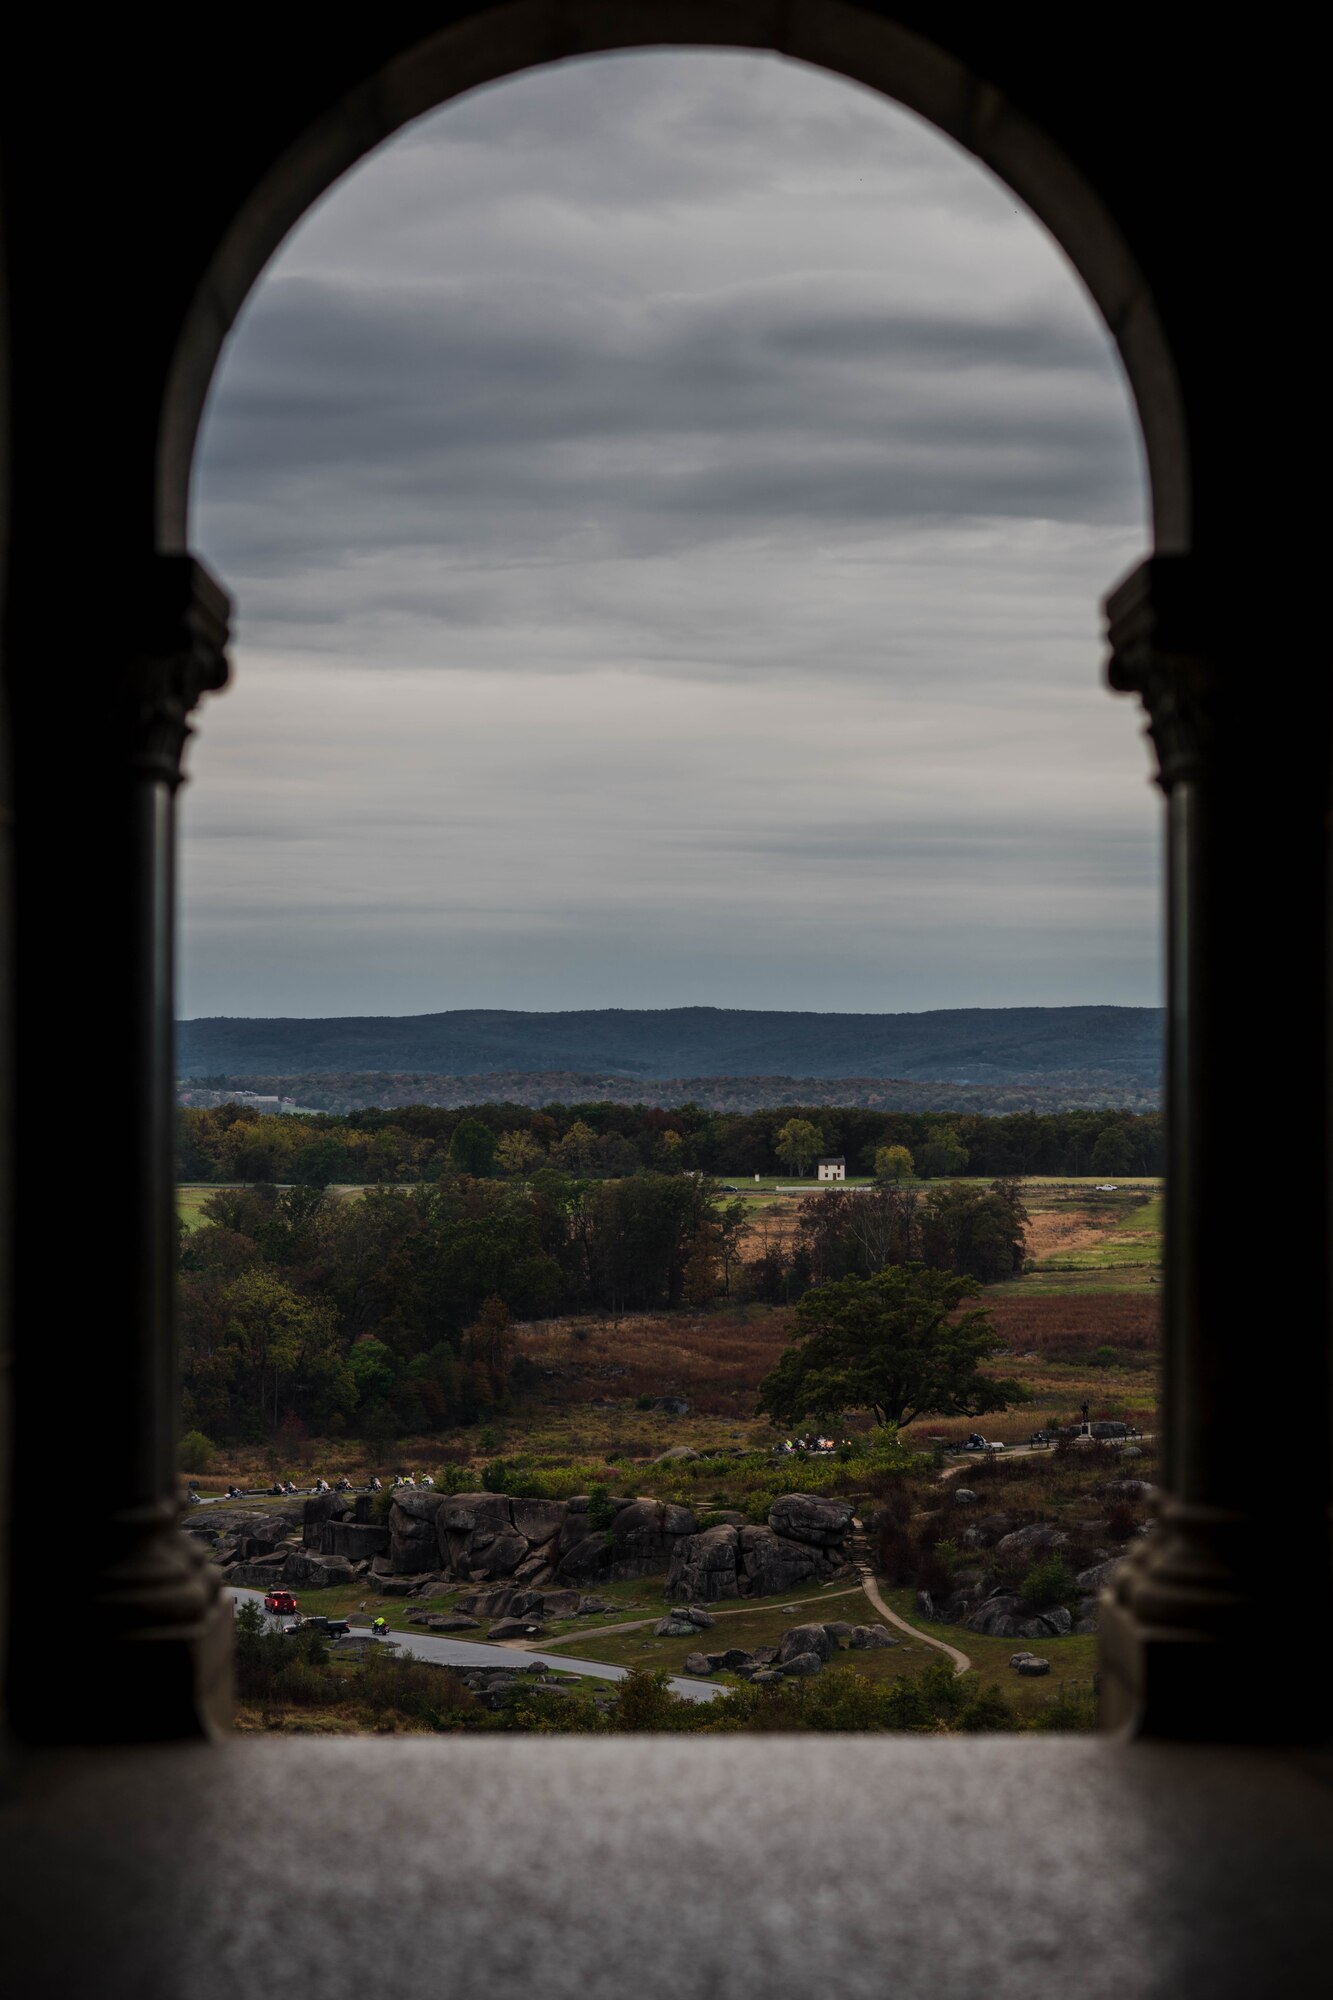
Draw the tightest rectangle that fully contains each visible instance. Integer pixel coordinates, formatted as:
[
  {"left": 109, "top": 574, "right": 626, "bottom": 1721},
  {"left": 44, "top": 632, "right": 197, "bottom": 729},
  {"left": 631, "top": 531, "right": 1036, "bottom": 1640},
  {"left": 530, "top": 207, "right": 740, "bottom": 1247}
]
[
  {"left": 963, "top": 1590, "right": 1073, "bottom": 1641},
  {"left": 228, "top": 1488, "right": 858, "bottom": 1610},
  {"left": 665, "top": 1495, "right": 854, "bottom": 1603}
]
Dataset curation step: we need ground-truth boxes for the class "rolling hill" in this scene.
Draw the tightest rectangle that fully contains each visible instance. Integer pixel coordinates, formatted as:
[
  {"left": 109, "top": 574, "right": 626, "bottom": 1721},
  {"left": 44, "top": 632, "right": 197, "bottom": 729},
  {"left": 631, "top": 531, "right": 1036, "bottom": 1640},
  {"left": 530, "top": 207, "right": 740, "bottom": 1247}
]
[{"left": 179, "top": 1004, "right": 1162, "bottom": 1088}]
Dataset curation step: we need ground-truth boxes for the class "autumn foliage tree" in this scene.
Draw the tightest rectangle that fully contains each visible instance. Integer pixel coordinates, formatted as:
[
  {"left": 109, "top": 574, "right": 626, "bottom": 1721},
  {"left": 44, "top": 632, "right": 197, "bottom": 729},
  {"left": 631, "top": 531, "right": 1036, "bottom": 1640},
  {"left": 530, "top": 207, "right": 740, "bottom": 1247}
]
[{"left": 756, "top": 1265, "right": 1026, "bottom": 1431}]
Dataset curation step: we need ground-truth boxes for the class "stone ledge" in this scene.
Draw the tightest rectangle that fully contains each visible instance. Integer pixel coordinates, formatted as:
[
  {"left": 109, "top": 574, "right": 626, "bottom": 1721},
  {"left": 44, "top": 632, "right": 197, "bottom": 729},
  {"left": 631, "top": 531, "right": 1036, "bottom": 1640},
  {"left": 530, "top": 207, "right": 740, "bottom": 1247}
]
[{"left": 2, "top": 1735, "right": 1332, "bottom": 1996}]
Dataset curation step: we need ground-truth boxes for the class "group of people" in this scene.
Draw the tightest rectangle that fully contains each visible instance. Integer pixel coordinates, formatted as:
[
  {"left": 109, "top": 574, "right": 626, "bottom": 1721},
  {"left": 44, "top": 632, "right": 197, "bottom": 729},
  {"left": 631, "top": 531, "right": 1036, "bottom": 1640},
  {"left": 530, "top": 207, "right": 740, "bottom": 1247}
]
[
  {"left": 776, "top": 1435, "right": 842, "bottom": 1455},
  {"left": 256, "top": 1471, "right": 436, "bottom": 1497}
]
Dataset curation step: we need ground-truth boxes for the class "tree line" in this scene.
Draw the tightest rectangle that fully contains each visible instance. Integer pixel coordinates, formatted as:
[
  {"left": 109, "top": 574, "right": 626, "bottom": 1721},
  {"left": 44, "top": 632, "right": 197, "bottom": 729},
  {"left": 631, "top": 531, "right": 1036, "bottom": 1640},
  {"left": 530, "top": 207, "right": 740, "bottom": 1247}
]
[
  {"left": 180, "top": 1170, "right": 1029, "bottom": 1445},
  {"left": 179, "top": 1098, "right": 1160, "bottom": 1187}
]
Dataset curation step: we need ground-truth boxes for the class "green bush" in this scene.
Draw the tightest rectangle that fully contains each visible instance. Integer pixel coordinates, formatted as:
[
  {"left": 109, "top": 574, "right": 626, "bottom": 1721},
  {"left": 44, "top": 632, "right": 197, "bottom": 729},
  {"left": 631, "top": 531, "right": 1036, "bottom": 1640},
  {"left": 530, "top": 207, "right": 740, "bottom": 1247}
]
[
  {"left": 584, "top": 1483, "right": 618, "bottom": 1532},
  {"left": 430, "top": 1464, "right": 474, "bottom": 1496},
  {"left": 745, "top": 1490, "right": 776, "bottom": 1524},
  {"left": 1019, "top": 1555, "right": 1078, "bottom": 1610},
  {"left": 481, "top": 1458, "right": 553, "bottom": 1499},
  {"left": 179, "top": 1429, "right": 215, "bottom": 1474}
]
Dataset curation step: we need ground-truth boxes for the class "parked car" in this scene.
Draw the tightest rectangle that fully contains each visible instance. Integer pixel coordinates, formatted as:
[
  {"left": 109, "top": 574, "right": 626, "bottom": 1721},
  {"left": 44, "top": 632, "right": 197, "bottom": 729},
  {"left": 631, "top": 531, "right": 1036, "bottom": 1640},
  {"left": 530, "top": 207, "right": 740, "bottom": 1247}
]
[
  {"left": 264, "top": 1589, "right": 298, "bottom": 1615},
  {"left": 284, "top": 1613, "right": 352, "bottom": 1639}
]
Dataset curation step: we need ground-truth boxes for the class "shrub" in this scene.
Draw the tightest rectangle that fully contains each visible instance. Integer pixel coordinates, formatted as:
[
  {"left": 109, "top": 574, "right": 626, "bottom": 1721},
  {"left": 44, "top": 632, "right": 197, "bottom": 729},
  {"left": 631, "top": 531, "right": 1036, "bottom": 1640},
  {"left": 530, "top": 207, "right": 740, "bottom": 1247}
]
[
  {"left": 179, "top": 1429, "right": 215, "bottom": 1474},
  {"left": 584, "top": 1483, "right": 618, "bottom": 1532},
  {"left": 273, "top": 1657, "right": 326, "bottom": 1708},
  {"left": 634, "top": 1394, "right": 654, "bottom": 1411},
  {"left": 1019, "top": 1555, "right": 1077, "bottom": 1610},
  {"left": 430, "top": 1464, "right": 473, "bottom": 1496},
  {"left": 1030, "top": 1682, "right": 1098, "bottom": 1731},
  {"left": 482, "top": 1458, "right": 552, "bottom": 1499},
  {"left": 1089, "top": 1345, "right": 1118, "bottom": 1369},
  {"left": 745, "top": 1489, "right": 776, "bottom": 1525}
]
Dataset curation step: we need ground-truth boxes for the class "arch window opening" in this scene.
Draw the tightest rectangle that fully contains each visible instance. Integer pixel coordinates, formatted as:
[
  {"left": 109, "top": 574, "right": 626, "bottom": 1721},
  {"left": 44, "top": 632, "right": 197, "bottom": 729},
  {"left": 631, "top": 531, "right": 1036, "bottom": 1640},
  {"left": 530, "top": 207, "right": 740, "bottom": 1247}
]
[{"left": 179, "top": 49, "right": 1159, "bottom": 1735}]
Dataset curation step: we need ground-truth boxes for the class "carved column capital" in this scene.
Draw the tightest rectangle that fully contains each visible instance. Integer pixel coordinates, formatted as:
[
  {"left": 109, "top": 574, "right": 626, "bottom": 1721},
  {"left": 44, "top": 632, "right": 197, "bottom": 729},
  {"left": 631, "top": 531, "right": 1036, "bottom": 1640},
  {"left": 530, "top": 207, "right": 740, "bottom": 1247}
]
[
  {"left": 1104, "top": 554, "right": 1219, "bottom": 791},
  {"left": 128, "top": 554, "right": 231, "bottom": 787}
]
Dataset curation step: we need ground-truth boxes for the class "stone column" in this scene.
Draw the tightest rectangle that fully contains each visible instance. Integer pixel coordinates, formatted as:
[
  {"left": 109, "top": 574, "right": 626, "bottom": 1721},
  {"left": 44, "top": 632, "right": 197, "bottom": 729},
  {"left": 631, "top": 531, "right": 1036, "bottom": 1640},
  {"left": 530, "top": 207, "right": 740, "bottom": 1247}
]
[
  {"left": 1098, "top": 555, "right": 1333, "bottom": 1740},
  {"left": 7, "top": 556, "right": 234, "bottom": 1742}
]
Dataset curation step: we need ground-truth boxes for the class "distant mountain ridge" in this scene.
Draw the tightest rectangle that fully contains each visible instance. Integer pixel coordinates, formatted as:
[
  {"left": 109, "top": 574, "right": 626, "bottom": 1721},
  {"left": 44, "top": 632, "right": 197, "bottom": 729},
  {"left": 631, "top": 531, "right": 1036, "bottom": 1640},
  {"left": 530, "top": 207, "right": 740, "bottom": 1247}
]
[
  {"left": 179, "top": 1070, "right": 1160, "bottom": 1116},
  {"left": 179, "top": 1005, "right": 1162, "bottom": 1086}
]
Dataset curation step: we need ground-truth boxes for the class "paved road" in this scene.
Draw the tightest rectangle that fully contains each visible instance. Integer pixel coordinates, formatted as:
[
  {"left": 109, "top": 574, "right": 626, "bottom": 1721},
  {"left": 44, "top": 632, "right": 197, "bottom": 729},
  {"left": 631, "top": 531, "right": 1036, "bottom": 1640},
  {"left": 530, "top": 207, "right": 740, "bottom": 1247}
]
[{"left": 227, "top": 1588, "right": 722, "bottom": 1704}]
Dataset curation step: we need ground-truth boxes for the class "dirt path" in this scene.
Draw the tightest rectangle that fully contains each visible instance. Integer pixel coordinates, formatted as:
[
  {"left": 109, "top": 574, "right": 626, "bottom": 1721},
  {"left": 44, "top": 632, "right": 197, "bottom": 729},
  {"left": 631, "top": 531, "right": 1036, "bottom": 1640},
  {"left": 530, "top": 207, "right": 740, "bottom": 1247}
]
[
  {"left": 525, "top": 1583, "right": 866, "bottom": 1650},
  {"left": 854, "top": 1561, "right": 971, "bottom": 1675},
  {"left": 849, "top": 1516, "right": 971, "bottom": 1675}
]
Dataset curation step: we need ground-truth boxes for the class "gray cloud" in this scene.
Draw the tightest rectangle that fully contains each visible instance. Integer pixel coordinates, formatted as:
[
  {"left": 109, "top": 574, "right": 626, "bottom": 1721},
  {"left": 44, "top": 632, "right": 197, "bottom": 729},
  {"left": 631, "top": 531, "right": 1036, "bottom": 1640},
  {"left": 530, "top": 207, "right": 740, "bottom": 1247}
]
[{"left": 182, "top": 50, "right": 1158, "bottom": 1021}]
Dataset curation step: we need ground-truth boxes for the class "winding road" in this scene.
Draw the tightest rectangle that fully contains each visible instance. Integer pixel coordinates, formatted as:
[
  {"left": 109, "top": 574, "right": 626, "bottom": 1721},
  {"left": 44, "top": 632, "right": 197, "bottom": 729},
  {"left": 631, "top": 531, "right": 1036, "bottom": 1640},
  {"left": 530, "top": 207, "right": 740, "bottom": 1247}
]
[{"left": 227, "top": 1587, "right": 722, "bottom": 1703}]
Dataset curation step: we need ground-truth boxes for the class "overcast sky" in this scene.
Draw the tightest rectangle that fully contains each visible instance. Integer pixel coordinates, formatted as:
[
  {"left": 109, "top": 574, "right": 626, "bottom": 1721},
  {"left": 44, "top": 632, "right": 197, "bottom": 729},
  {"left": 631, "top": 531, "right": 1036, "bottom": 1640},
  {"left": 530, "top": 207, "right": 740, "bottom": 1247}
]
[{"left": 183, "top": 49, "right": 1158, "bottom": 1022}]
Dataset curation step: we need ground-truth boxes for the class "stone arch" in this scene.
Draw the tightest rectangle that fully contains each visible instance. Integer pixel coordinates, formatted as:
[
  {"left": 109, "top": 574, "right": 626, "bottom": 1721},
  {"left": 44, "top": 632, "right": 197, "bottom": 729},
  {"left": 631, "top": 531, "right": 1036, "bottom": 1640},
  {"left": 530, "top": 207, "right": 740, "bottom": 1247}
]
[{"left": 156, "top": 0, "right": 1189, "bottom": 554}]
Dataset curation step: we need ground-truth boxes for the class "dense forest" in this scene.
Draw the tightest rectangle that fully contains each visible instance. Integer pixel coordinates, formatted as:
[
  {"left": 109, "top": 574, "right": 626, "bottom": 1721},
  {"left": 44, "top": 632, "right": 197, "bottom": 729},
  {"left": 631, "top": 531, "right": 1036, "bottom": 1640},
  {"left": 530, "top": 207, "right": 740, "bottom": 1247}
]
[
  {"left": 179, "top": 1173, "right": 1030, "bottom": 1445},
  {"left": 181, "top": 1070, "right": 1159, "bottom": 1115},
  {"left": 178, "top": 1002, "right": 1162, "bottom": 1085},
  {"left": 179, "top": 1098, "right": 1162, "bottom": 1186}
]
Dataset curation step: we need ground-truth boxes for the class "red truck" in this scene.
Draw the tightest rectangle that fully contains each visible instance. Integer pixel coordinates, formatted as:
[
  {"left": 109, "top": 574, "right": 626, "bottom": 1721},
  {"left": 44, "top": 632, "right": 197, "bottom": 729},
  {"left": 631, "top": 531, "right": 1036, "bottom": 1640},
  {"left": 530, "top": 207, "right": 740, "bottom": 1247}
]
[{"left": 263, "top": 1589, "right": 298, "bottom": 1615}]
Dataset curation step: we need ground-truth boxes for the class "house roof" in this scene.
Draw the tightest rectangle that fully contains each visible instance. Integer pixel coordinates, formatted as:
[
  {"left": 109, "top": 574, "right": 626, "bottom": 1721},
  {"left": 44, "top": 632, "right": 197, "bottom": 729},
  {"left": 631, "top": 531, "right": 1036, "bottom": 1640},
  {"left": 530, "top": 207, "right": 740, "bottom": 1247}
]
[{"left": 817, "top": 1156, "right": 845, "bottom": 1164}]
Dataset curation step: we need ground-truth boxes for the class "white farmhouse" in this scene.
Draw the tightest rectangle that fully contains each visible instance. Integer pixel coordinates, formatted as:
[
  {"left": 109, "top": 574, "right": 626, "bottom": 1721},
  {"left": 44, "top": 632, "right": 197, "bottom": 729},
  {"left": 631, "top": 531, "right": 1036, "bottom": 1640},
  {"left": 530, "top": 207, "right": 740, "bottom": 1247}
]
[{"left": 817, "top": 1156, "right": 846, "bottom": 1182}]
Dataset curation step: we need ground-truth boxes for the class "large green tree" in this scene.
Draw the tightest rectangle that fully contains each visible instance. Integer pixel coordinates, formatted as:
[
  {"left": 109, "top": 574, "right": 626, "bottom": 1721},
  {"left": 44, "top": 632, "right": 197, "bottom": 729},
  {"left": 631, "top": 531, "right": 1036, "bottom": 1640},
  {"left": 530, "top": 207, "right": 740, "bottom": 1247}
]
[
  {"left": 756, "top": 1265, "right": 1025, "bottom": 1431},
  {"left": 774, "top": 1118, "right": 824, "bottom": 1177}
]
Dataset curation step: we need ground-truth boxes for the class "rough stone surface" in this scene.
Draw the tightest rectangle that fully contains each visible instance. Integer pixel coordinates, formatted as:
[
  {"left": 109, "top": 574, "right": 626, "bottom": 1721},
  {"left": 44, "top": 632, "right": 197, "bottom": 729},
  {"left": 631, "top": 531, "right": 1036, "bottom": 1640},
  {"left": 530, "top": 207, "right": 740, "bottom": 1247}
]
[
  {"left": 608, "top": 1499, "right": 698, "bottom": 1579},
  {"left": 1102, "top": 1479, "right": 1155, "bottom": 1501},
  {"left": 488, "top": 1617, "right": 544, "bottom": 1640},
  {"left": 994, "top": 1523, "right": 1069, "bottom": 1556},
  {"left": 778, "top": 1650, "right": 823, "bottom": 1677},
  {"left": 964, "top": 1593, "right": 1073, "bottom": 1641},
  {"left": 1016, "top": 1658, "right": 1051, "bottom": 1676},
  {"left": 555, "top": 1534, "right": 613, "bottom": 1582},
  {"left": 776, "top": 1623, "right": 834, "bottom": 1665},
  {"left": 538, "top": 1589, "right": 581, "bottom": 1620},
  {"left": 952, "top": 1489, "right": 979, "bottom": 1506},
  {"left": 767, "top": 1493, "right": 854, "bottom": 1548},
  {"left": 736, "top": 1525, "right": 832, "bottom": 1597},
  {"left": 458, "top": 1587, "right": 545, "bottom": 1621},
  {"left": 850, "top": 1625, "right": 897, "bottom": 1649},
  {"left": 436, "top": 1493, "right": 529, "bottom": 1575},
  {"left": 323, "top": 1521, "right": 391, "bottom": 1561},
  {"left": 960, "top": 1514, "right": 1017, "bottom": 1548},
  {"left": 664, "top": 1524, "right": 741, "bottom": 1602},
  {"left": 282, "top": 1551, "right": 354, "bottom": 1589},
  {"left": 655, "top": 1615, "right": 700, "bottom": 1638},
  {"left": 1076, "top": 1560, "right": 1121, "bottom": 1592},
  {"left": 301, "top": 1493, "right": 354, "bottom": 1547},
  {"left": 510, "top": 1498, "right": 566, "bottom": 1546},
  {"left": 389, "top": 1494, "right": 445, "bottom": 1573},
  {"left": 683, "top": 1652, "right": 714, "bottom": 1676}
]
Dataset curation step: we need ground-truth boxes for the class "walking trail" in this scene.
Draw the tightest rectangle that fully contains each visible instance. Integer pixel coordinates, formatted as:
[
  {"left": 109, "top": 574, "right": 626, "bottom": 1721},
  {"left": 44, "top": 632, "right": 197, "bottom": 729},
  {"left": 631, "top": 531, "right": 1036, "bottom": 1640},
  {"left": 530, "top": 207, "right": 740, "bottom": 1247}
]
[{"left": 526, "top": 1537, "right": 973, "bottom": 1677}]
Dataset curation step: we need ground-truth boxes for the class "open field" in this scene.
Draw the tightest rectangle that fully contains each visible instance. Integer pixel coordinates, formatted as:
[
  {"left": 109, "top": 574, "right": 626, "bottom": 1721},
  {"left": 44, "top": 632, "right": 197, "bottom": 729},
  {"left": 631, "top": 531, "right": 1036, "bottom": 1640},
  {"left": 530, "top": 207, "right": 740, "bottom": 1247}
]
[{"left": 181, "top": 1172, "right": 1161, "bottom": 1474}]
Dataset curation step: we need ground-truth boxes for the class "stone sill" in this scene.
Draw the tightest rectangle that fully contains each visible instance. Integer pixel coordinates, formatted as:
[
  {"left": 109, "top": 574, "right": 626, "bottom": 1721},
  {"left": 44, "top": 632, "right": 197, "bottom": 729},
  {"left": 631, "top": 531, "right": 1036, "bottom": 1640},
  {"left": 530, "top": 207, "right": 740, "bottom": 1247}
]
[{"left": 3, "top": 1735, "right": 1332, "bottom": 1997}]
